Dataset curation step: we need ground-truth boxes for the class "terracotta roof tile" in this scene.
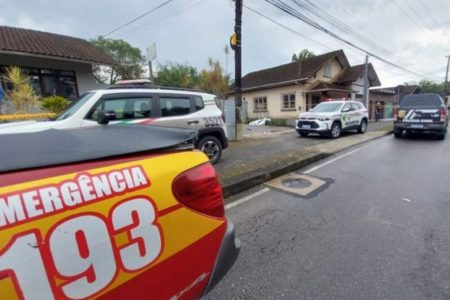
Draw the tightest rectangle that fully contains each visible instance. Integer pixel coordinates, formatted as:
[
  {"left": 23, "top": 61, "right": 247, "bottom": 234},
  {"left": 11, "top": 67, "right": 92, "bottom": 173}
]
[{"left": 0, "top": 26, "right": 114, "bottom": 65}]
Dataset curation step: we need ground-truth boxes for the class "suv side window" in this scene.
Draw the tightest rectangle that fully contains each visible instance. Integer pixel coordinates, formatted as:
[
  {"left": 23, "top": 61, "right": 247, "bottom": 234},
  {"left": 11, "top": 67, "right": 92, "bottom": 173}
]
[
  {"left": 194, "top": 96, "right": 204, "bottom": 111},
  {"left": 351, "top": 103, "right": 360, "bottom": 111},
  {"left": 160, "top": 97, "right": 191, "bottom": 116},
  {"left": 342, "top": 103, "right": 352, "bottom": 112},
  {"left": 87, "top": 97, "right": 152, "bottom": 121}
]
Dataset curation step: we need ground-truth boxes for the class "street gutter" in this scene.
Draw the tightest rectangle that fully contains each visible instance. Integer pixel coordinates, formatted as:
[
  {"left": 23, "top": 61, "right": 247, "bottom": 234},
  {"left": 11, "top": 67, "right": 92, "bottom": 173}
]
[{"left": 220, "top": 129, "right": 393, "bottom": 199}]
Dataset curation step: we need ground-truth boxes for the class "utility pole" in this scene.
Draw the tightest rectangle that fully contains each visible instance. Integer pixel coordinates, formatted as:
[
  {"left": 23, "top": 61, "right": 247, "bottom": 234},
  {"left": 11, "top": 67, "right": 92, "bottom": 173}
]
[
  {"left": 363, "top": 55, "right": 369, "bottom": 111},
  {"left": 234, "top": 0, "right": 243, "bottom": 140}
]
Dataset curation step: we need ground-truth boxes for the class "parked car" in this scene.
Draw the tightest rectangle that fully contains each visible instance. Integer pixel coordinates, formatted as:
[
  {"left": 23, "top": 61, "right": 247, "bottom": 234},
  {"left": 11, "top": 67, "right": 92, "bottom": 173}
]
[
  {"left": 394, "top": 93, "right": 448, "bottom": 139},
  {"left": 0, "top": 87, "right": 228, "bottom": 164},
  {"left": 0, "top": 125, "right": 239, "bottom": 299},
  {"left": 296, "top": 100, "right": 369, "bottom": 138}
]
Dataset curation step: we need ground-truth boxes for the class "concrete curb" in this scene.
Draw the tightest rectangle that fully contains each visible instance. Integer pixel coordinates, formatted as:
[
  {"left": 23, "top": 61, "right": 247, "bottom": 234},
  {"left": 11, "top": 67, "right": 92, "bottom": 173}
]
[{"left": 221, "top": 129, "right": 393, "bottom": 198}]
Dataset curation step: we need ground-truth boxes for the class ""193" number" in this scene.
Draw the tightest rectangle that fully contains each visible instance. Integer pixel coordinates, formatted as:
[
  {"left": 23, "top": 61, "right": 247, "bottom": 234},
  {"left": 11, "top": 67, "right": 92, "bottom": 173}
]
[{"left": 0, "top": 197, "right": 161, "bottom": 300}]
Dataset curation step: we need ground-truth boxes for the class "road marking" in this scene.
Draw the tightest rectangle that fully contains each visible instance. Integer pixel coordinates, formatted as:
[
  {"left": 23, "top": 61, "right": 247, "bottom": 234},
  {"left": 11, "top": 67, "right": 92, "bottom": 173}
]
[
  {"left": 225, "top": 188, "right": 270, "bottom": 210},
  {"left": 402, "top": 198, "right": 411, "bottom": 202},
  {"left": 304, "top": 140, "right": 382, "bottom": 174}
]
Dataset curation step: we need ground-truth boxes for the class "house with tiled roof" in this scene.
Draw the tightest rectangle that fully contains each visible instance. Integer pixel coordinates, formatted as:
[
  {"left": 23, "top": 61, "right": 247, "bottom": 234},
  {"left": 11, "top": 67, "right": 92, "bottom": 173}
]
[
  {"left": 229, "top": 50, "right": 381, "bottom": 120},
  {"left": 0, "top": 26, "right": 114, "bottom": 103}
]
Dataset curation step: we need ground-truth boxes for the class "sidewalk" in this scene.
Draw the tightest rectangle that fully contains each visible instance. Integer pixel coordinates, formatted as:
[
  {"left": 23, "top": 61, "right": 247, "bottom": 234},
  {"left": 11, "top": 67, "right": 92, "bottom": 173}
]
[{"left": 216, "top": 121, "right": 393, "bottom": 198}]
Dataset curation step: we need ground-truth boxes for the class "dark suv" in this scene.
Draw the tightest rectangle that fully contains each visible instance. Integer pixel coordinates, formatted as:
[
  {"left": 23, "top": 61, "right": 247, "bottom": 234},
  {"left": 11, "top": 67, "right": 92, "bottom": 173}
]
[{"left": 394, "top": 93, "right": 448, "bottom": 140}]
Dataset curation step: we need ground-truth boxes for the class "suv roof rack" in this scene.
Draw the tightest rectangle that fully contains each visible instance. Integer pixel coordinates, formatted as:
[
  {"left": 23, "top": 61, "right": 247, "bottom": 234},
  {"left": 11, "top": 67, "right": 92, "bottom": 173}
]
[{"left": 107, "top": 84, "right": 206, "bottom": 93}]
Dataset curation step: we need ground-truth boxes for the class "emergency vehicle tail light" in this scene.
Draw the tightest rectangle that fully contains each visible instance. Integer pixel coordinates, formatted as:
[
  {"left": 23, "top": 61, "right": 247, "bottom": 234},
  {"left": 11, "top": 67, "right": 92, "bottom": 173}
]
[
  {"left": 172, "top": 163, "right": 225, "bottom": 218},
  {"left": 440, "top": 108, "right": 447, "bottom": 123}
]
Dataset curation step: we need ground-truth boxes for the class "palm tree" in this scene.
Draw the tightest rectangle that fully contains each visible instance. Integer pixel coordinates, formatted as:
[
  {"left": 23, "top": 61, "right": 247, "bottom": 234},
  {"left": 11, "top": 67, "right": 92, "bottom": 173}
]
[{"left": 292, "top": 49, "right": 316, "bottom": 62}]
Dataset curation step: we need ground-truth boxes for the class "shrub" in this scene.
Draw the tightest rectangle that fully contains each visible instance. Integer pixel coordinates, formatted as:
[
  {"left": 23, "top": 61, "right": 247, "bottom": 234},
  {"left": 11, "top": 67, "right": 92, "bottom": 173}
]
[
  {"left": 41, "top": 96, "right": 70, "bottom": 113},
  {"left": 267, "top": 118, "right": 287, "bottom": 126},
  {"left": 2, "top": 66, "right": 39, "bottom": 114}
]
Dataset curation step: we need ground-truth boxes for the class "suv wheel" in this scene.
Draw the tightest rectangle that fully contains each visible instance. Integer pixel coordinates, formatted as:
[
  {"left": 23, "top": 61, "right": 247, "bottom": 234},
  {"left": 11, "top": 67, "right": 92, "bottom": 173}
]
[
  {"left": 437, "top": 131, "right": 446, "bottom": 140},
  {"left": 198, "top": 136, "right": 222, "bottom": 164},
  {"left": 299, "top": 132, "right": 309, "bottom": 137},
  {"left": 394, "top": 129, "right": 402, "bottom": 138},
  {"left": 330, "top": 123, "right": 341, "bottom": 139},
  {"left": 358, "top": 119, "right": 367, "bottom": 134}
]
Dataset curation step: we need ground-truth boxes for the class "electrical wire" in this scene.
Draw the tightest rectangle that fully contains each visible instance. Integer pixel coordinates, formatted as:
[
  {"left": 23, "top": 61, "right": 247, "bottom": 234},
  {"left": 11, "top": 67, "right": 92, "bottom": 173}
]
[
  {"left": 243, "top": 3, "right": 426, "bottom": 83},
  {"left": 265, "top": 0, "right": 441, "bottom": 81},
  {"left": 103, "top": 0, "right": 175, "bottom": 37},
  {"left": 111, "top": 0, "right": 209, "bottom": 39}
]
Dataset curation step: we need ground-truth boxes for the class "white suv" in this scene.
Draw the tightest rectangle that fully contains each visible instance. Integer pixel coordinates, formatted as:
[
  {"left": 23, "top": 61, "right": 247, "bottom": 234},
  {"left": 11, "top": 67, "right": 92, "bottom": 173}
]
[
  {"left": 0, "top": 87, "right": 228, "bottom": 164},
  {"left": 296, "top": 100, "right": 368, "bottom": 138}
]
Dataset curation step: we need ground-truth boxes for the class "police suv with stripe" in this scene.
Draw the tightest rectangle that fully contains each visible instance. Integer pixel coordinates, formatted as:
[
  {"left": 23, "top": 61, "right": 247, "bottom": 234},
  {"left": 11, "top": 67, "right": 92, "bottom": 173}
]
[
  {"left": 394, "top": 93, "right": 448, "bottom": 140},
  {"left": 0, "top": 86, "right": 229, "bottom": 164},
  {"left": 296, "top": 100, "right": 369, "bottom": 138}
]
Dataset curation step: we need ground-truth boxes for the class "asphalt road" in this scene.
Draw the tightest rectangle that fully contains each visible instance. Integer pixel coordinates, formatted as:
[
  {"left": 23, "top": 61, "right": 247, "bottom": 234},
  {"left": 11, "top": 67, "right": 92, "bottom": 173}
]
[{"left": 206, "top": 133, "right": 450, "bottom": 300}]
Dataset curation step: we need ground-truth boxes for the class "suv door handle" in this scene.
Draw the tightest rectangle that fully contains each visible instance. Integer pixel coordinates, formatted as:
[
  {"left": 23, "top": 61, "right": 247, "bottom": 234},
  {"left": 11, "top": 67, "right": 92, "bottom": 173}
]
[{"left": 187, "top": 120, "right": 199, "bottom": 125}]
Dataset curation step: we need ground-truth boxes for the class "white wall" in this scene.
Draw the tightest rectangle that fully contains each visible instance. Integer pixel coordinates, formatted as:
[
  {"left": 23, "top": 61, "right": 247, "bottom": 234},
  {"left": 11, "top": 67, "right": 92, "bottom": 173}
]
[
  {"left": 316, "top": 58, "right": 343, "bottom": 82},
  {"left": 239, "top": 85, "right": 306, "bottom": 119}
]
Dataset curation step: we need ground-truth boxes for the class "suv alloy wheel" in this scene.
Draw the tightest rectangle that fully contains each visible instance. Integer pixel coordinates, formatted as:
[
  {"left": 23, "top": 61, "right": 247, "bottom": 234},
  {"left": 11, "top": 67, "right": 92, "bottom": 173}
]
[
  {"left": 198, "top": 136, "right": 222, "bottom": 164},
  {"left": 331, "top": 122, "right": 341, "bottom": 138}
]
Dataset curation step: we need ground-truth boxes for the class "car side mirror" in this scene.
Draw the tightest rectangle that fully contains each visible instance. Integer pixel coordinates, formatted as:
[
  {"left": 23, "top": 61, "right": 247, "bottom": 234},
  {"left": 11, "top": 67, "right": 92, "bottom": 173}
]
[
  {"left": 342, "top": 108, "right": 351, "bottom": 113},
  {"left": 97, "top": 110, "right": 116, "bottom": 125}
]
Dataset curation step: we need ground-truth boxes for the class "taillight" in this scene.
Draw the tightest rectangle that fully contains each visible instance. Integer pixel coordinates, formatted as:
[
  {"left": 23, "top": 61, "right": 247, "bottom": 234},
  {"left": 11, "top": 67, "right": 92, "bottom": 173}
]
[
  {"left": 172, "top": 163, "right": 224, "bottom": 218},
  {"left": 440, "top": 108, "right": 447, "bottom": 122}
]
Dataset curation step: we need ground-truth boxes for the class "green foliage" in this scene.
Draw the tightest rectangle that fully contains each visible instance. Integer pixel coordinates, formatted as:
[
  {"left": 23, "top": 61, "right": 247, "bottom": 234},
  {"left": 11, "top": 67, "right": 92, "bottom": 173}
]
[
  {"left": 154, "top": 63, "right": 199, "bottom": 88},
  {"left": 154, "top": 59, "right": 230, "bottom": 98},
  {"left": 267, "top": 119, "right": 288, "bottom": 127},
  {"left": 418, "top": 80, "right": 449, "bottom": 95},
  {"left": 1, "top": 66, "right": 39, "bottom": 114},
  {"left": 292, "top": 49, "right": 316, "bottom": 62},
  {"left": 40, "top": 96, "right": 70, "bottom": 113},
  {"left": 90, "top": 37, "right": 145, "bottom": 84},
  {"left": 197, "top": 58, "right": 230, "bottom": 98}
]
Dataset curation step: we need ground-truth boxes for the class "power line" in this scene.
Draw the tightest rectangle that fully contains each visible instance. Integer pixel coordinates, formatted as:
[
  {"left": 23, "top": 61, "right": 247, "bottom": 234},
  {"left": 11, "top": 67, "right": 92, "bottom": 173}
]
[
  {"left": 265, "top": 0, "right": 440, "bottom": 81},
  {"left": 102, "top": 0, "right": 175, "bottom": 37},
  {"left": 400, "top": 0, "right": 434, "bottom": 32},
  {"left": 112, "top": 0, "right": 209, "bottom": 39},
  {"left": 415, "top": 0, "right": 441, "bottom": 28},
  {"left": 244, "top": 3, "right": 427, "bottom": 83},
  {"left": 243, "top": 4, "right": 334, "bottom": 52}
]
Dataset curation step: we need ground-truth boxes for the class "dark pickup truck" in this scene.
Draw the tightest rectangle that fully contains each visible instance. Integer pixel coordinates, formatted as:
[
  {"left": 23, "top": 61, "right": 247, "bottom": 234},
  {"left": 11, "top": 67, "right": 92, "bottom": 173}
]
[{"left": 394, "top": 93, "right": 448, "bottom": 139}]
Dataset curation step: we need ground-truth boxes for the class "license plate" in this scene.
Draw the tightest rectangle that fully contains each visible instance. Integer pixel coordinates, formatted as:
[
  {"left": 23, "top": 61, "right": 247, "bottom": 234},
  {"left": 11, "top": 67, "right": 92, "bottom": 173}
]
[
  {"left": 302, "top": 124, "right": 311, "bottom": 129},
  {"left": 410, "top": 124, "right": 423, "bottom": 128}
]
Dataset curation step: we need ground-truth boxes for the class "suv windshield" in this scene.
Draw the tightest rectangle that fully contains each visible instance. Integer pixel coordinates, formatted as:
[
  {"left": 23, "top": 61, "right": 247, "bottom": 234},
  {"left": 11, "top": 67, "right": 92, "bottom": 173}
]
[
  {"left": 55, "top": 92, "right": 95, "bottom": 120},
  {"left": 310, "top": 102, "right": 343, "bottom": 113},
  {"left": 400, "top": 94, "right": 443, "bottom": 108}
]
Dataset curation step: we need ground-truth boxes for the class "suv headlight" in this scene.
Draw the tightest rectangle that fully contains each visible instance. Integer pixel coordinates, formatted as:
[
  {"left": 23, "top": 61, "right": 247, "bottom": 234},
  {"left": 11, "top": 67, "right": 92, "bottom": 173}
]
[{"left": 318, "top": 117, "right": 330, "bottom": 121}]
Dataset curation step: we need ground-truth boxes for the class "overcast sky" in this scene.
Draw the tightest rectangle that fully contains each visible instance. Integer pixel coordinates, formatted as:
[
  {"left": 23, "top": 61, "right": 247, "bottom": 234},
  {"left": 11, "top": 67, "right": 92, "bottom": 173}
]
[{"left": 1, "top": 0, "right": 450, "bottom": 87}]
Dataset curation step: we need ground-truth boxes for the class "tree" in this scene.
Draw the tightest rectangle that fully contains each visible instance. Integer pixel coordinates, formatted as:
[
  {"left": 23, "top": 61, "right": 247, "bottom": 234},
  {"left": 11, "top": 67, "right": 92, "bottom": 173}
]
[
  {"left": 292, "top": 49, "right": 316, "bottom": 62},
  {"left": 154, "top": 63, "right": 199, "bottom": 88},
  {"left": 418, "top": 80, "right": 449, "bottom": 95},
  {"left": 90, "top": 37, "right": 145, "bottom": 84},
  {"left": 198, "top": 58, "right": 230, "bottom": 98}
]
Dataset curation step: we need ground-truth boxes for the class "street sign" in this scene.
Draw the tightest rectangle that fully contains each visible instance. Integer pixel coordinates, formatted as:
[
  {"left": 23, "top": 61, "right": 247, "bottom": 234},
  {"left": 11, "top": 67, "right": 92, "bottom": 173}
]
[{"left": 146, "top": 43, "right": 157, "bottom": 62}]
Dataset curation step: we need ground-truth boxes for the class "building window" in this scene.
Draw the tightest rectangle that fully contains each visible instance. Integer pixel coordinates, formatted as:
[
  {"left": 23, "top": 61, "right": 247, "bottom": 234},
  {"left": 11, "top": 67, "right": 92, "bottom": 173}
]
[
  {"left": 0, "top": 66, "right": 78, "bottom": 100},
  {"left": 254, "top": 97, "right": 267, "bottom": 112},
  {"left": 282, "top": 94, "right": 296, "bottom": 111},
  {"left": 323, "top": 62, "right": 332, "bottom": 78}
]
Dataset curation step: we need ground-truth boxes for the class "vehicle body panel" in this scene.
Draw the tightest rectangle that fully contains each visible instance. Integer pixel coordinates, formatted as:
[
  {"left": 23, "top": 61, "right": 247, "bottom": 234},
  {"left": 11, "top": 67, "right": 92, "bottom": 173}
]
[
  {"left": 394, "top": 94, "right": 448, "bottom": 135},
  {"left": 0, "top": 151, "right": 232, "bottom": 299},
  {"left": 295, "top": 101, "right": 368, "bottom": 136}
]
